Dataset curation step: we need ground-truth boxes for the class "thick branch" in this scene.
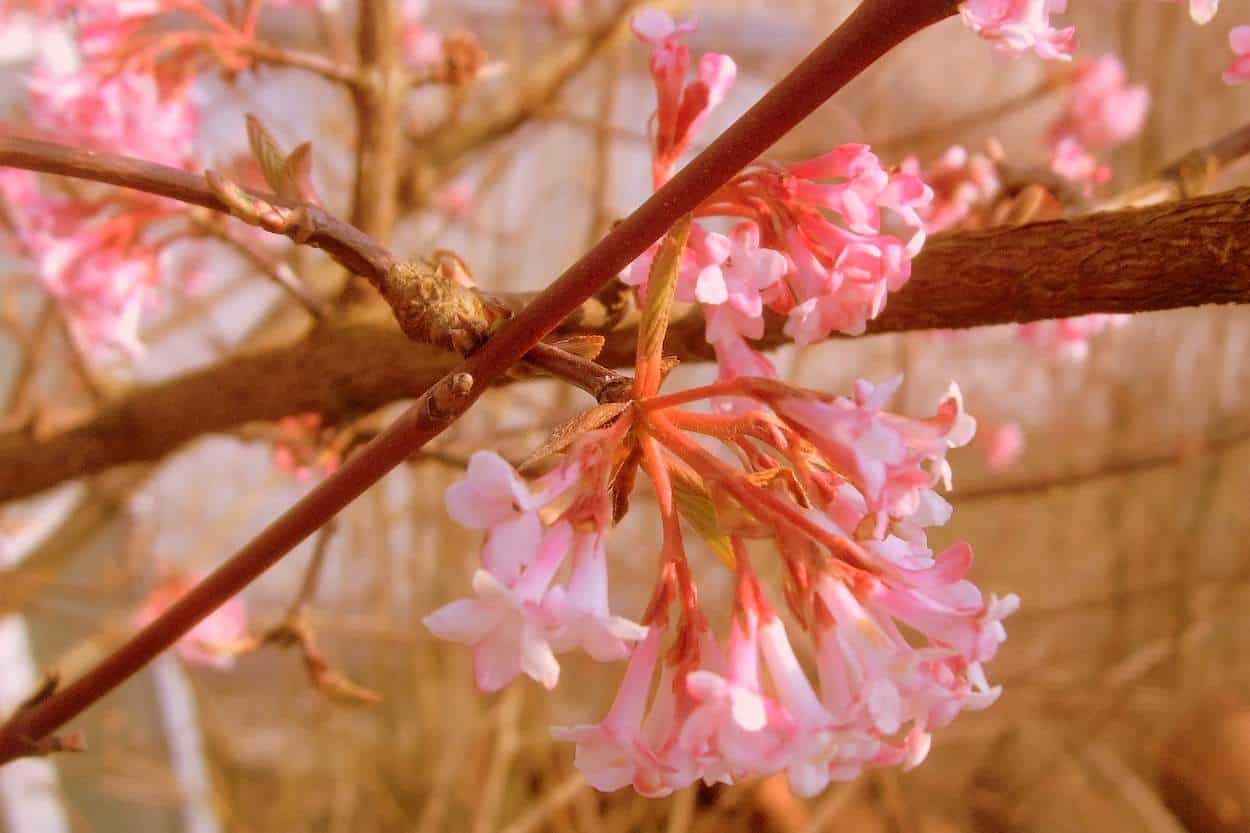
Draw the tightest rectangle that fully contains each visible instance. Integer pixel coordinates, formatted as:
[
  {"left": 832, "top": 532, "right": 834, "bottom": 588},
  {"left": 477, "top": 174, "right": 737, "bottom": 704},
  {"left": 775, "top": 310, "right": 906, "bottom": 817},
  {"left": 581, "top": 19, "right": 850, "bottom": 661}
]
[{"left": 2, "top": 186, "right": 1249, "bottom": 503}]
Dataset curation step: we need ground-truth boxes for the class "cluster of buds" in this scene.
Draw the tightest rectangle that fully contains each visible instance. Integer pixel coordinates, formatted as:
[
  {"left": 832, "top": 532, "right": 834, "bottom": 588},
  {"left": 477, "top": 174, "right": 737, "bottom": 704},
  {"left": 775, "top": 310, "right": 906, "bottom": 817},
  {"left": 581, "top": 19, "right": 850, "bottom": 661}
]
[{"left": 426, "top": 218, "right": 1017, "bottom": 796}]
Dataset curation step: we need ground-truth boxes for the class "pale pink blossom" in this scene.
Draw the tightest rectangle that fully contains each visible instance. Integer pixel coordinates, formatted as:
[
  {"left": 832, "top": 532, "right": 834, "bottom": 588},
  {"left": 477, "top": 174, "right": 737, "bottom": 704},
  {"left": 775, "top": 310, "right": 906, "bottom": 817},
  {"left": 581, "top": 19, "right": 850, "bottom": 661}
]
[
  {"left": 1049, "top": 136, "right": 1111, "bottom": 185},
  {"left": 983, "top": 422, "right": 1025, "bottom": 469},
  {"left": 543, "top": 532, "right": 650, "bottom": 662},
  {"left": 136, "top": 573, "right": 248, "bottom": 670},
  {"left": 959, "top": 0, "right": 1076, "bottom": 60},
  {"left": 431, "top": 435, "right": 645, "bottom": 692},
  {"left": 551, "top": 629, "right": 667, "bottom": 792},
  {"left": 1048, "top": 56, "right": 1149, "bottom": 150},
  {"left": 905, "top": 146, "right": 1001, "bottom": 234},
  {"left": 445, "top": 450, "right": 569, "bottom": 583},
  {"left": 27, "top": 65, "right": 196, "bottom": 167},
  {"left": 1016, "top": 313, "right": 1129, "bottom": 359},
  {"left": 423, "top": 523, "right": 573, "bottom": 692},
  {"left": 1224, "top": 25, "right": 1250, "bottom": 84},
  {"left": 775, "top": 378, "right": 975, "bottom": 520}
]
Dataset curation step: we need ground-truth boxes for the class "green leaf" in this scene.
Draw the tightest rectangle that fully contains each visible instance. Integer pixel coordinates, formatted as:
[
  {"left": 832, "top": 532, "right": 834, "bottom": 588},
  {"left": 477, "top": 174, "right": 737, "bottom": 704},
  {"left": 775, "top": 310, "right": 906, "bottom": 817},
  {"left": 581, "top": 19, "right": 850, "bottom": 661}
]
[
  {"left": 635, "top": 213, "right": 692, "bottom": 394},
  {"left": 245, "top": 114, "right": 296, "bottom": 199},
  {"left": 670, "top": 464, "right": 735, "bottom": 570}
]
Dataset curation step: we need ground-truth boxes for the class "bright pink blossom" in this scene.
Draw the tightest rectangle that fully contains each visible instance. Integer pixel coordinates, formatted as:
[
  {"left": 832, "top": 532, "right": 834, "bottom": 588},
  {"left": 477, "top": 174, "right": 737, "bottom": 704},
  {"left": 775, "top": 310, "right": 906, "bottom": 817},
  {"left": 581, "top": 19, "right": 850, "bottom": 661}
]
[
  {"left": 1224, "top": 25, "right": 1250, "bottom": 84},
  {"left": 959, "top": 0, "right": 1076, "bottom": 60},
  {"left": 631, "top": 9, "right": 736, "bottom": 188}
]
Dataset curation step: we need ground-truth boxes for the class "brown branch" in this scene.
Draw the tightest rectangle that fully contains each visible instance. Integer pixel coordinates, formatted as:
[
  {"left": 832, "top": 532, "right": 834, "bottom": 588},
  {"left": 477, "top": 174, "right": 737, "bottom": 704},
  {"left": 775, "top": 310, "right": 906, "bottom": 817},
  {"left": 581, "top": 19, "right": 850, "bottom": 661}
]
[
  {"left": 0, "top": 135, "right": 395, "bottom": 279},
  {"left": 1, "top": 186, "right": 1250, "bottom": 503},
  {"left": 348, "top": 0, "right": 405, "bottom": 243}
]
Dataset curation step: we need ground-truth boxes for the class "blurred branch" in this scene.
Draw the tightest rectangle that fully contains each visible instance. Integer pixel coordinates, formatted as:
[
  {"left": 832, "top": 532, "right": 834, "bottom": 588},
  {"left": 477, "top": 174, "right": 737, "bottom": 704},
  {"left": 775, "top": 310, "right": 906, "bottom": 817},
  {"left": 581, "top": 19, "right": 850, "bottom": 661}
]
[
  {"left": 348, "top": 0, "right": 405, "bottom": 243},
  {"left": 400, "top": 0, "right": 647, "bottom": 204}
]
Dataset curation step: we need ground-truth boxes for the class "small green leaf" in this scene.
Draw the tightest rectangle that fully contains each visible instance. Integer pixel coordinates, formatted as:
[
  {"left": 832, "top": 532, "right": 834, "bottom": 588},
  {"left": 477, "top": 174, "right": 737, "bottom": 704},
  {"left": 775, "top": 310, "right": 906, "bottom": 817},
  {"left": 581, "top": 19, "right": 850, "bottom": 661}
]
[
  {"left": 670, "top": 464, "right": 735, "bottom": 570},
  {"left": 635, "top": 213, "right": 692, "bottom": 395},
  {"left": 245, "top": 114, "right": 296, "bottom": 199}
]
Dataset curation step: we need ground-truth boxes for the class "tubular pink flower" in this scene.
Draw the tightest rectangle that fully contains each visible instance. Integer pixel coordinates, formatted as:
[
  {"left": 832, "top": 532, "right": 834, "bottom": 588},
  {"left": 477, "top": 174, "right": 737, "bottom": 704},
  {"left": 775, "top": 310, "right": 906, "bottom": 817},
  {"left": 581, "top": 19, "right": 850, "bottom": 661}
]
[
  {"left": 630, "top": 9, "right": 736, "bottom": 187},
  {"left": 543, "top": 532, "right": 650, "bottom": 662},
  {"left": 423, "top": 522, "right": 573, "bottom": 692},
  {"left": 551, "top": 628, "right": 666, "bottom": 792}
]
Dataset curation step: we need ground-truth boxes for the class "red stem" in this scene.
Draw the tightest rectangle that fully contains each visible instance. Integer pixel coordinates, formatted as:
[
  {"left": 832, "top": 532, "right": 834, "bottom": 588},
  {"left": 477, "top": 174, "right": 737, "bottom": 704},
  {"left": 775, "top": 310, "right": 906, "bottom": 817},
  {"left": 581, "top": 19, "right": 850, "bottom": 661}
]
[{"left": 0, "top": 0, "right": 957, "bottom": 764}]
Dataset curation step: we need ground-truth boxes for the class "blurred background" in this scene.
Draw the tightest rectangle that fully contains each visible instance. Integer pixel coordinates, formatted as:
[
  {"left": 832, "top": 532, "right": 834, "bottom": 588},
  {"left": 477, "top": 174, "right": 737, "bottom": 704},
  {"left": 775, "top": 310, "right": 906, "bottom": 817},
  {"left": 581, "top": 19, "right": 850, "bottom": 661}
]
[{"left": 3, "top": 1, "right": 1250, "bottom": 831}]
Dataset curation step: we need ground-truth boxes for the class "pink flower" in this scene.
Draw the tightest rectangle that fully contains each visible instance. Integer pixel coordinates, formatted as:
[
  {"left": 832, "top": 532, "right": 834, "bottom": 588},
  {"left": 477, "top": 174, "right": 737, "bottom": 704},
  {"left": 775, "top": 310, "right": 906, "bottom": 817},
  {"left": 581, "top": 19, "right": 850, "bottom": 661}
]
[
  {"left": 445, "top": 450, "right": 569, "bottom": 583},
  {"left": 1048, "top": 56, "right": 1149, "bottom": 150},
  {"left": 551, "top": 629, "right": 668, "bottom": 792},
  {"left": 39, "top": 0, "right": 163, "bottom": 59},
  {"left": 135, "top": 574, "right": 248, "bottom": 670},
  {"left": 424, "top": 523, "right": 572, "bottom": 692},
  {"left": 775, "top": 378, "right": 975, "bottom": 520},
  {"left": 983, "top": 422, "right": 1025, "bottom": 469},
  {"left": 631, "top": 9, "right": 736, "bottom": 187},
  {"left": 696, "top": 223, "right": 787, "bottom": 345},
  {"left": 904, "top": 146, "right": 1001, "bottom": 234},
  {"left": 0, "top": 170, "right": 162, "bottom": 356},
  {"left": 959, "top": 0, "right": 1076, "bottom": 60},
  {"left": 431, "top": 434, "right": 646, "bottom": 693},
  {"left": 26, "top": 65, "right": 197, "bottom": 167},
  {"left": 1224, "top": 25, "right": 1250, "bottom": 84},
  {"left": 681, "top": 609, "right": 793, "bottom": 784},
  {"left": 1016, "top": 313, "right": 1128, "bottom": 359},
  {"left": 1049, "top": 136, "right": 1111, "bottom": 186},
  {"left": 543, "top": 532, "right": 650, "bottom": 662}
]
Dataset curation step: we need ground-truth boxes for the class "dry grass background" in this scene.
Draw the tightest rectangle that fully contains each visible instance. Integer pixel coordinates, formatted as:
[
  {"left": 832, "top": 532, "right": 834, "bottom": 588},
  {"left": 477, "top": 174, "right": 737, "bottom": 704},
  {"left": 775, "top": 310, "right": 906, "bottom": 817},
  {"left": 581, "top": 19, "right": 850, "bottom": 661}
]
[{"left": 5, "top": 1, "right": 1250, "bottom": 831}]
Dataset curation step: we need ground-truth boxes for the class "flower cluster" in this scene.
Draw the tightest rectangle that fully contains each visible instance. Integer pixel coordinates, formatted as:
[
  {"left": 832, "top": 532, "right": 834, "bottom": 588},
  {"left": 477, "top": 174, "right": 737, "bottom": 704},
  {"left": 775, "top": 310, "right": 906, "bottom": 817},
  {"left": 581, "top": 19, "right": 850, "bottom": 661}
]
[
  {"left": 427, "top": 371, "right": 1016, "bottom": 796},
  {"left": 0, "top": 13, "right": 201, "bottom": 355},
  {"left": 423, "top": 419, "right": 649, "bottom": 693},
  {"left": 624, "top": 12, "right": 932, "bottom": 386},
  {"left": 1046, "top": 56, "right": 1149, "bottom": 186}
]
